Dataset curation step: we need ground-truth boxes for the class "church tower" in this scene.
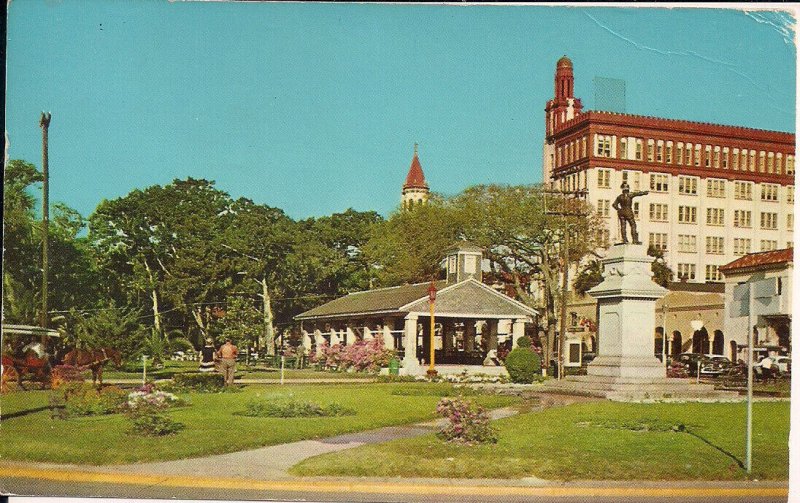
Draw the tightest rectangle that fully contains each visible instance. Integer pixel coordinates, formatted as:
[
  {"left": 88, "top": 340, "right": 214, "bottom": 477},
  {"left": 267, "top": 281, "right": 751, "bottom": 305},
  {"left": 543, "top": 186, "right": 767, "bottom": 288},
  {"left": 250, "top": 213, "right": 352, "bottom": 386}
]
[
  {"left": 543, "top": 56, "right": 583, "bottom": 185},
  {"left": 401, "top": 143, "right": 430, "bottom": 210}
]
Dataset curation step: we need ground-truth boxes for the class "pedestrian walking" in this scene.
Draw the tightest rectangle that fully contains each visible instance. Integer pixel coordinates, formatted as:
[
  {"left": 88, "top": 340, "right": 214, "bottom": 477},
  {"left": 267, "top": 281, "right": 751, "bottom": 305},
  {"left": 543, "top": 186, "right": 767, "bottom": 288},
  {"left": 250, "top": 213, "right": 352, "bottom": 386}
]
[
  {"left": 199, "top": 338, "right": 217, "bottom": 373},
  {"left": 217, "top": 338, "right": 238, "bottom": 386}
]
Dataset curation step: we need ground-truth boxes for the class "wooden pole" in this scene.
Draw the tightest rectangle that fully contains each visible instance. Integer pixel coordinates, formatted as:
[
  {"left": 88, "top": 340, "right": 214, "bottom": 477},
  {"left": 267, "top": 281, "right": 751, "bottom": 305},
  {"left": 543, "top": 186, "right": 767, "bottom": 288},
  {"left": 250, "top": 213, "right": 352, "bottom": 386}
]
[{"left": 39, "top": 112, "right": 51, "bottom": 345}]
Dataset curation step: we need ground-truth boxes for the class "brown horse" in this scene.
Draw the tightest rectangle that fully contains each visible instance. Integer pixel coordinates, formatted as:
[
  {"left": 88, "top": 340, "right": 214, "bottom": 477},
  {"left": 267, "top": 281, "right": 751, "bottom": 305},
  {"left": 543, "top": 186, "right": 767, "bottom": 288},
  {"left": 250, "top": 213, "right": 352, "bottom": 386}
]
[{"left": 62, "top": 348, "right": 122, "bottom": 387}]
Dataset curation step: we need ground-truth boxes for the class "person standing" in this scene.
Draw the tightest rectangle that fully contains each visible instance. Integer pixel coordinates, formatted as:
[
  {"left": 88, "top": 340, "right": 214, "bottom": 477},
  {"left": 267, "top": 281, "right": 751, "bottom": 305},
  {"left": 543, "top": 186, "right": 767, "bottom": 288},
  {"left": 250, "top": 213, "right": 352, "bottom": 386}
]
[
  {"left": 199, "top": 338, "right": 217, "bottom": 373},
  {"left": 217, "top": 338, "right": 238, "bottom": 386}
]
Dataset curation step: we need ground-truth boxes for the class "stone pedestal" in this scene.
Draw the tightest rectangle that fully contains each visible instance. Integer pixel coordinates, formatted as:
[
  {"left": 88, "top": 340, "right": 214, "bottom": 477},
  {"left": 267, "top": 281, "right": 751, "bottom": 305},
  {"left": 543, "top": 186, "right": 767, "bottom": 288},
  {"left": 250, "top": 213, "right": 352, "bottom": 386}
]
[
  {"left": 543, "top": 243, "right": 736, "bottom": 401},
  {"left": 586, "top": 243, "right": 667, "bottom": 379}
]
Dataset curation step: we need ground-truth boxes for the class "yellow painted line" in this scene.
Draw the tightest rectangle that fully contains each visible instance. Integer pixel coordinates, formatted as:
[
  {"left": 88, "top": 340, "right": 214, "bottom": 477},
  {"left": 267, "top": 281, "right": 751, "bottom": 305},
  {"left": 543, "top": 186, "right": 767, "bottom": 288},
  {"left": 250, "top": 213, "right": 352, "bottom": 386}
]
[{"left": 0, "top": 466, "right": 788, "bottom": 498}]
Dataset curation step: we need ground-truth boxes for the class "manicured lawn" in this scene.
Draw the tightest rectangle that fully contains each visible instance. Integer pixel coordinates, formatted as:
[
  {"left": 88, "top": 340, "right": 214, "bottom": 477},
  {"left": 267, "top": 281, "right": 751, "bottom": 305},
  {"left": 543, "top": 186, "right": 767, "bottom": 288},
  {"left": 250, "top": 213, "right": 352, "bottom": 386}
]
[
  {"left": 0, "top": 383, "right": 516, "bottom": 465},
  {"left": 102, "top": 360, "right": 372, "bottom": 380},
  {"left": 291, "top": 400, "right": 790, "bottom": 481}
]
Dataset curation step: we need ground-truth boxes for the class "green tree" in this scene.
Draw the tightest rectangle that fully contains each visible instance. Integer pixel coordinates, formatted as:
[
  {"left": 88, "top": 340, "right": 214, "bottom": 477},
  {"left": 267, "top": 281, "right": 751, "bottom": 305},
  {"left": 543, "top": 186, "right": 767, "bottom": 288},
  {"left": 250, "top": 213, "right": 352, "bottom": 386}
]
[
  {"left": 219, "top": 296, "right": 263, "bottom": 349},
  {"left": 574, "top": 246, "right": 674, "bottom": 295}
]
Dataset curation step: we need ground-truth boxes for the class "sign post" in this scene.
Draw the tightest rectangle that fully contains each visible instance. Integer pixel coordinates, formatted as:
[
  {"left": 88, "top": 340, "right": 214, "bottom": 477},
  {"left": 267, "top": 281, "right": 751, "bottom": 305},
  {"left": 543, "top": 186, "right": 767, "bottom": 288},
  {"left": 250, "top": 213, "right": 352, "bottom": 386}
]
[{"left": 142, "top": 355, "right": 148, "bottom": 385}]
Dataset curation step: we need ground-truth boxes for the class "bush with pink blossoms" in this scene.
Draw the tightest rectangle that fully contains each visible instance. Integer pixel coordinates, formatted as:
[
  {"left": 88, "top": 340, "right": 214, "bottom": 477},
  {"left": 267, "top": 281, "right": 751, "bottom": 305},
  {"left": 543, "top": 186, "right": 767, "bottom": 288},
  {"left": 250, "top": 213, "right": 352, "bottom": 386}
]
[
  {"left": 313, "top": 338, "right": 395, "bottom": 373},
  {"left": 435, "top": 397, "right": 497, "bottom": 444}
]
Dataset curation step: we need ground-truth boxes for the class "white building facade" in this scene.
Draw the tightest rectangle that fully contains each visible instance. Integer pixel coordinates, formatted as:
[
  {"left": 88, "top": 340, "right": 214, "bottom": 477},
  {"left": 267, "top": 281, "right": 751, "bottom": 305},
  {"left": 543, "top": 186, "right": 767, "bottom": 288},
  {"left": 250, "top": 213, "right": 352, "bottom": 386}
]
[{"left": 543, "top": 57, "right": 795, "bottom": 283}]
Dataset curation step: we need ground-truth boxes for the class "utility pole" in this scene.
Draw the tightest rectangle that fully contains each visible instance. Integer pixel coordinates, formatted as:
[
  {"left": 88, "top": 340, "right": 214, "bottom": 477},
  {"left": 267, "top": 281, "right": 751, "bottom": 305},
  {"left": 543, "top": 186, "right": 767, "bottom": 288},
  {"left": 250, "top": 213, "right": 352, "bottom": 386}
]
[
  {"left": 39, "top": 112, "right": 52, "bottom": 346},
  {"left": 544, "top": 186, "right": 588, "bottom": 380}
]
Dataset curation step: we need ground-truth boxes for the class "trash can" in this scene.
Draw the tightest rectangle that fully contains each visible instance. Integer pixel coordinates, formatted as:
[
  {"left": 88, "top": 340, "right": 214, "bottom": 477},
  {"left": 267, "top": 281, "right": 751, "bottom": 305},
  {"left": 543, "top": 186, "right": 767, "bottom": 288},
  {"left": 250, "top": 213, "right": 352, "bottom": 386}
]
[{"left": 389, "top": 358, "right": 400, "bottom": 376}]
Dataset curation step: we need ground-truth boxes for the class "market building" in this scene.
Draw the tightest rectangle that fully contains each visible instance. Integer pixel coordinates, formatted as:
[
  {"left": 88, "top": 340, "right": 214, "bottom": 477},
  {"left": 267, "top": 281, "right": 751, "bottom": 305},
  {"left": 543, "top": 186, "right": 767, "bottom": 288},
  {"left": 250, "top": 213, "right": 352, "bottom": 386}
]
[
  {"left": 543, "top": 56, "right": 795, "bottom": 283},
  {"left": 294, "top": 245, "right": 538, "bottom": 375}
]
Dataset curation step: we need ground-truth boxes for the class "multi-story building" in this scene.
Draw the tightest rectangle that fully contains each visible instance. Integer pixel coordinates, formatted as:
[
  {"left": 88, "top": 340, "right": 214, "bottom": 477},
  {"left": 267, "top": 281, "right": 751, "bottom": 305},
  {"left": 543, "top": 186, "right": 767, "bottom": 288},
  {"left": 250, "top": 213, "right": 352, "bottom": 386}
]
[{"left": 543, "top": 56, "right": 795, "bottom": 282}]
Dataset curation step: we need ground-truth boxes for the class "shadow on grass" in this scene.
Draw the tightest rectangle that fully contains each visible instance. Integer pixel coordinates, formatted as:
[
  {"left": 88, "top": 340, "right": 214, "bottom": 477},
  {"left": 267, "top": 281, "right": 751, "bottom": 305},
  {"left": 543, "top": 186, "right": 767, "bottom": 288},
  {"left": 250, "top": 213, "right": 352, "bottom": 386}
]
[
  {"left": 2, "top": 405, "right": 57, "bottom": 420},
  {"left": 686, "top": 428, "right": 744, "bottom": 469}
]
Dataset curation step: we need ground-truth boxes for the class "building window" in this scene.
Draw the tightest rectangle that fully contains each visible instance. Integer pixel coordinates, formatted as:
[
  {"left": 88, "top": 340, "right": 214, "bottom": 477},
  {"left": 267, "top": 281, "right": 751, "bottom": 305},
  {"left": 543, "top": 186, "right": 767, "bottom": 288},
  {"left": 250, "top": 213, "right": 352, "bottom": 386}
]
[
  {"left": 706, "top": 179, "right": 726, "bottom": 198},
  {"left": 705, "top": 145, "right": 712, "bottom": 167},
  {"left": 599, "top": 228, "right": 610, "bottom": 247},
  {"left": 734, "top": 181, "right": 753, "bottom": 200},
  {"left": 713, "top": 147, "right": 720, "bottom": 168},
  {"left": 676, "top": 143, "right": 684, "bottom": 165},
  {"left": 595, "top": 135, "right": 612, "bottom": 158},
  {"left": 665, "top": 142, "right": 673, "bottom": 164},
  {"left": 706, "top": 208, "right": 725, "bottom": 226},
  {"left": 650, "top": 173, "right": 669, "bottom": 193},
  {"left": 635, "top": 139, "right": 643, "bottom": 161},
  {"left": 733, "top": 238, "right": 752, "bottom": 256},
  {"left": 677, "top": 235, "right": 697, "bottom": 253},
  {"left": 761, "top": 184, "right": 779, "bottom": 202},
  {"left": 732, "top": 149, "right": 739, "bottom": 170},
  {"left": 678, "top": 176, "right": 698, "bottom": 195},
  {"left": 722, "top": 147, "right": 729, "bottom": 169},
  {"left": 706, "top": 236, "right": 724, "bottom": 255},
  {"left": 633, "top": 201, "right": 640, "bottom": 219},
  {"left": 749, "top": 150, "right": 756, "bottom": 171},
  {"left": 649, "top": 203, "right": 669, "bottom": 222},
  {"left": 581, "top": 136, "right": 587, "bottom": 158},
  {"left": 647, "top": 141, "right": 654, "bottom": 162},
  {"left": 597, "top": 169, "right": 611, "bottom": 188},
  {"left": 705, "top": 265, "right": 722, "bottom": 282},
  {"left": 677, "top": 263, "right": 696, "bottom": 281},
  {"left": 767, "top": 153, "right": 774, "bottom": 174},
  {"left": 760, "top": 212, "right": 778, "bottom": 230},
  {"left": 622, "top": 170, "right": 641, "bottom": 191},
  {"left": 788, "top": 213, "right": 794, "bottom": 229},
  {"left": 656, "top": 142, "right": 663, "bottom": 162},
  {"left": 694, "top": 145, "right": 701, "bottom": 166},
  {"left": 685, "top": 143, "right": 693, "bottom": 165},
  {"left": 759, "top": 151, "right": 766, "bottom": 173},
  {"left": 760, "top": 240, "right": 778, "bottom": 252},
  {"left": 678, "top": 206, "right": 697, "bottom": 224},
  {"left": 649, "top": 233, "right": 668, "bottom": 251},
  {"left": 787, "top": 155, "right": 795, "bottom": 175},
  {"left": 619, "top": 138, "right": 628, "bottom": 160},
  {"left": 787, "top": 186, "right": 794, "bottom": 204},
  {"left": 776, "top": 153, "right": 782, "bottom": 174},
  {"left": 734, "top": 210, "right": 752, "bottom": 228},
  {"left": 597, "top": 199, "right": 611, "bottom": 218}
]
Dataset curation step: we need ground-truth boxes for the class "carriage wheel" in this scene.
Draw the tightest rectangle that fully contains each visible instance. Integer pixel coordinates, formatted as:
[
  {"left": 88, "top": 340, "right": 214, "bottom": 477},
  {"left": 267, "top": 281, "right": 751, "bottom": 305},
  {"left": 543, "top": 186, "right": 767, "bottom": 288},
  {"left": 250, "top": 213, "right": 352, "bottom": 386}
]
[{"left": 1, "top": 365, "right": 20, "bottom": 394}]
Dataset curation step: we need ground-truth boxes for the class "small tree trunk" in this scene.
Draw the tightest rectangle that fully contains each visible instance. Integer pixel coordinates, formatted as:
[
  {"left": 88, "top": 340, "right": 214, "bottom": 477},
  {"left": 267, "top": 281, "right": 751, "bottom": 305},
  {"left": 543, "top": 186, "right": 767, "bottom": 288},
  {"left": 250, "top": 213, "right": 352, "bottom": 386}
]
[
  {"left": 260, "top": 278, "right": 275, "bottom": 356},
  {"left": 143, "top": 258, "right": 163, "bottom": 337}
]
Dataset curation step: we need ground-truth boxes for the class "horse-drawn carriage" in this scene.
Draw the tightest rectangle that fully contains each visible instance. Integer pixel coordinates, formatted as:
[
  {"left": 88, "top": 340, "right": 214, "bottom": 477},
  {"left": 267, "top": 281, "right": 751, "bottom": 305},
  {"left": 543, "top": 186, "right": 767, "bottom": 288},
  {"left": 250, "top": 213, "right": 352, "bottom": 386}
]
[{"left": 1, "top": 324, "right": 60, "bottom": 392}]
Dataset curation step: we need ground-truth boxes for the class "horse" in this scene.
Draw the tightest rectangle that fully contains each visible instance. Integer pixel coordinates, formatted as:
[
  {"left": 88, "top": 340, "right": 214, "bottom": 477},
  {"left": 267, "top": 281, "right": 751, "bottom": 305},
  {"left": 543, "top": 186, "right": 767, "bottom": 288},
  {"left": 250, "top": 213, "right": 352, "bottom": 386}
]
[{"left": 61, "top": 348, "right": 122, "bottom": 387}]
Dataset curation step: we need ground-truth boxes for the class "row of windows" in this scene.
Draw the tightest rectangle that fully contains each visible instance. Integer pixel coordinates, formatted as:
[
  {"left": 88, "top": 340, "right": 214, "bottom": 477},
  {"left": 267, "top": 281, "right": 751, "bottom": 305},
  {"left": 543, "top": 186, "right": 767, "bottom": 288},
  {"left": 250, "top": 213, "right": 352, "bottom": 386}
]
[
  {"left": 596, "top": 199, "right": 792, "bottom": 230},
  {"left": 595, "top": 169, "right": 794, "bottom": 203},
  {"left": 564, "top": 134, "right": 797, "bottom": 177},
  {"left": 648, "top": 234, "right": 786, "bottom": 255}
]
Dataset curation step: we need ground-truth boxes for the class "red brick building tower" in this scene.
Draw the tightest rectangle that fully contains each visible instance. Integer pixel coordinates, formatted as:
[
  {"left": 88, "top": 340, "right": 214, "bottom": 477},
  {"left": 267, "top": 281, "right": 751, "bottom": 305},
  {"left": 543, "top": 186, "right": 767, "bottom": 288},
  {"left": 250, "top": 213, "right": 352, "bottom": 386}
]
[
  {"left": 402, "top": 143, "right": 430, "bottom": 209},
  {"left": 542, "top": 56, "right": 795, "bottom": 283}
]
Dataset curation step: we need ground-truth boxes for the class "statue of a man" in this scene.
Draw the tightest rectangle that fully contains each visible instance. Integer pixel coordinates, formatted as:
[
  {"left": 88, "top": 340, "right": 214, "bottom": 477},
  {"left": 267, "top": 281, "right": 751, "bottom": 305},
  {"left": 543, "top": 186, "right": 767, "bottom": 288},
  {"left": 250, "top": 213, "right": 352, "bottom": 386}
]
[{"left": 612, "top": 182, "right": 649, "bottom": 244}]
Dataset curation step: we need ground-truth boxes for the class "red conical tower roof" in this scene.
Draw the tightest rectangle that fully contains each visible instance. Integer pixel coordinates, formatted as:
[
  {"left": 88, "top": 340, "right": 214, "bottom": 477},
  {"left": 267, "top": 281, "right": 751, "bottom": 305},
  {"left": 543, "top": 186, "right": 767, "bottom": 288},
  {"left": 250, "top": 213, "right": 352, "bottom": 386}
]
[{"left": 403, "top": 144, "right": 428, "bottom": 190}]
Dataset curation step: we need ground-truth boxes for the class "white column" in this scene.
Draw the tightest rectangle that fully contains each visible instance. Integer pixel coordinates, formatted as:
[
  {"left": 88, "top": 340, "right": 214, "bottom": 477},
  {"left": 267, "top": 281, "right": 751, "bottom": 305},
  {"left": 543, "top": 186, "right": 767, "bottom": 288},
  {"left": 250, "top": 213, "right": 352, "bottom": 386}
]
[
  {"left": 302, "top": 329, "right": 312, "bottom": 351},
  {"left": 383, "top": 325, "right": 394, "bottom": 349},
  {"left": 314, "top": 329, "right": 324, "bottom": 356},
  {"left": 512, "top": 319, "right": 526, "bottom": 347},
  {"left": 346, "top": 327, "right": 356, "bottom": 344},
  {"left": 402, "top": 314, "right": 421, "bottom": 374},
  {"left": 330, "top": 328, "right": 340, "bottom": 346},
  {"left": 363, "top": 326, "right": 374, "bottom": 340}
]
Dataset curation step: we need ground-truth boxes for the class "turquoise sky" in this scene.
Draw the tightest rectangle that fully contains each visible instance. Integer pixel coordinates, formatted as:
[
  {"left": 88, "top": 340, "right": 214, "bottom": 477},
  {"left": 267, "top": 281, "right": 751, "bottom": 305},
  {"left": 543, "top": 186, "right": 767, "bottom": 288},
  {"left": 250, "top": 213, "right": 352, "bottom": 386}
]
[{"left": 6, "top": 3, "right": 796, "bottom": 220}]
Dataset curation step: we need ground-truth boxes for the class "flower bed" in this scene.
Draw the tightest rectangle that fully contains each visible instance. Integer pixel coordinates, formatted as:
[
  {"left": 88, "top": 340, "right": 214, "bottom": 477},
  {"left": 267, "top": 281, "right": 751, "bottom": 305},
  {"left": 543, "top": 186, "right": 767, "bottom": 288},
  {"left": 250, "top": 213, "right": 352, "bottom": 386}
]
[
  {"left": 240, "top": 398, "right": 355, "bottom": 418},
  {"left": 435, "top": 397, "right": 497, "bottom": 444},
  {"left": 310, "top": 338, "right": 394, "bottom": 373}
]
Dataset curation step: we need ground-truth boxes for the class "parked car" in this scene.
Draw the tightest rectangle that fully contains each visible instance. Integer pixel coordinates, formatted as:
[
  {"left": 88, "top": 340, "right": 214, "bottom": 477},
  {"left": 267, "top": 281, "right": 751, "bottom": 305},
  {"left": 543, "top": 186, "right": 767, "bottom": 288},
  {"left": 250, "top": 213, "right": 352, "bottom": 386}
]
[
  {"left": 773, "top": 356, "right": 791, "bottom": 375},
  {"left": 699, "top": 354, "right": 731, "bottom": 377},
  {"left": 676, "top": 352, "right": 703, "bottom": 373}
]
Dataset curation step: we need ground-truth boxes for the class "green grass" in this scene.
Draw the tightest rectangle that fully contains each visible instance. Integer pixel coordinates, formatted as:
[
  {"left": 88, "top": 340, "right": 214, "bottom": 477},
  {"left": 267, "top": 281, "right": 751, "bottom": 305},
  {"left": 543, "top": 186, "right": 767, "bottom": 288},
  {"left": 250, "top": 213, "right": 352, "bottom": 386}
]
[
  {"left": 0, "top": 383, "right": 516, "bottom": 465},
  {"left": 101, "top": 361, "right": 373, "bottom": 380},
  {"left": 291, "top": 400, "right": 790, "bottom": 481}
]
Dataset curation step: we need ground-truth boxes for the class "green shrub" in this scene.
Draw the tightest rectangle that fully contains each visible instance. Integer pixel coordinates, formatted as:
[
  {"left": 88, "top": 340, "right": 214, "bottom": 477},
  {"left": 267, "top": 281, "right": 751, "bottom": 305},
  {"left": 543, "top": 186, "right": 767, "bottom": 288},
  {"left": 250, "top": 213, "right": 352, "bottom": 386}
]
[
  {"left": 61, "top": 384, "right": 129, "bottom": 417},
  {"left": 169, "top": 337, "right": 196, "bottom": 353},
  {"left": 168, "top": 372, "right": 225, "bottom": 392},
  {"left": 376, "top": 375, "right": 419, "bottom": 383},
  {"left": 129, "top": 413, "right": 184, "bottom": 436},
  {"left": 241, "top": 399, "right": 355, "bottom": 418},
  {"left": 504, "top": 348, "right": 541, "bottom": 384},
  {"left": 515, "top": 335, "right": 532, "bottom": 349},
  {"left": 435, "top": 397, "right": 497, "bottom": 444}
]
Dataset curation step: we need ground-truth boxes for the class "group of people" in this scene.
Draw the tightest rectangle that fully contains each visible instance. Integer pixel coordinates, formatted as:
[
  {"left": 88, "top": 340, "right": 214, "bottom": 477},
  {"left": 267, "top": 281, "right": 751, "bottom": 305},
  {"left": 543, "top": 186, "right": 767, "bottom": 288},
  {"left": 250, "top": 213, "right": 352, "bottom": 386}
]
[{"left": 199, "top": 338, "right": 239, "bottom": 386}]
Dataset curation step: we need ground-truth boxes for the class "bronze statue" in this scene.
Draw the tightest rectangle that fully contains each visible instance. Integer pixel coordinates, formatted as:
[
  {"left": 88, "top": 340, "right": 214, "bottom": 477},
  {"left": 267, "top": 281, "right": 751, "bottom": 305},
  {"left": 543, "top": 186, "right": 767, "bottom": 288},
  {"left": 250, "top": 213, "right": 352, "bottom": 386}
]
[{"left": 612, "top": 182, "right": 649, "bottom": 244}]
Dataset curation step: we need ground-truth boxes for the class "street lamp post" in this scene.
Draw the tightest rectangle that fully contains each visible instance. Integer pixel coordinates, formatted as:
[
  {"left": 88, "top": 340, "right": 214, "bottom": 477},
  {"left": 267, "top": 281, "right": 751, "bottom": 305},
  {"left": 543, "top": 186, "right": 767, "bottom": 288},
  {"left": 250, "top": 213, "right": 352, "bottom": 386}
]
[{"left": 428, "top": 281, "right": 438, "bottom": 377}]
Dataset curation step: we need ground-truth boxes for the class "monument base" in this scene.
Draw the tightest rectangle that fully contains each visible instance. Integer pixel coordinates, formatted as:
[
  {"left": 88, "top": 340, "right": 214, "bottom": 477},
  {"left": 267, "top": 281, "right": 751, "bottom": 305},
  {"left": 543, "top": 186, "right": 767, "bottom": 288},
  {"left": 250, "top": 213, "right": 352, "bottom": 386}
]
[
  {"left": 587, "top": 355, "right": 665, "bottom": 379},
  {"left": 542, "top": 375, "right": 740, "bottom": 402}
]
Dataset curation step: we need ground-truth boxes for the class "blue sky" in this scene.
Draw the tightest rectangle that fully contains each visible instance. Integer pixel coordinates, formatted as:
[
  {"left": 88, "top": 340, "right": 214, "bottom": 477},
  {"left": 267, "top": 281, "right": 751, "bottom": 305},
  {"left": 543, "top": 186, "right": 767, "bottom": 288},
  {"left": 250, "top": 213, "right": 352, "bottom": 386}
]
[{"left": 6, "top": 3, "right": 796, "bottom": 220}]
